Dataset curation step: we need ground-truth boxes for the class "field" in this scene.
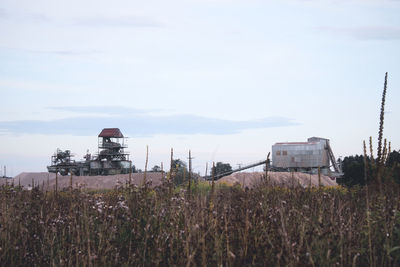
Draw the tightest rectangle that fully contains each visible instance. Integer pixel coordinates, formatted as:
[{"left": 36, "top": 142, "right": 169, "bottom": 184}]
[{"left": 1, "top": 179, "right": 399, "bottom": 266}]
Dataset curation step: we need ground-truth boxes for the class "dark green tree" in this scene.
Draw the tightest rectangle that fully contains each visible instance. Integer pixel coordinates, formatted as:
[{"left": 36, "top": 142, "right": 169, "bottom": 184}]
[
  {"left": 385, "top": 150, "right": 400, "bottom": 183},
  {"left": 340, "top": 155, "right": 370, "bottom": 187},
  {"left": 339, "top": 150, "right": 400, "bottom": 187},
  {"left": 131, "top": 165, "right": 137, "bottom": 173},
  {"left": 211, "top": 162, "right": 233, "bottom": 176},
  {"left": 170, "top": 159, "right": 188, "bottom": 185},
  {"left": 151, "top": 165, "right": 161, "bottom": 172},
  {"left": 386, "top": 150, "right": 400, "bottom": 166}
]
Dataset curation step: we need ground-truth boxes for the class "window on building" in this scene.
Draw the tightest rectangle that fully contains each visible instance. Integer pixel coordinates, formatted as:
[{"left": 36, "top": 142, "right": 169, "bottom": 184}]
[
  {"left": 282, "top": 151, "right": 287, "bottom": 156},
  {"left": 276, "top": 151, "right": 281, "bottom": 156}
]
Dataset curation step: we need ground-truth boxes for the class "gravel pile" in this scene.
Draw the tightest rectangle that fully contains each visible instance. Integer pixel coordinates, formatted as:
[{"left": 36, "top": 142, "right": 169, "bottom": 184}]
[
  {"left": 2, "top": 172, "right": 163, "bottom": 190},
  {"left": 1, "top": 171, "right": 337, "bottom": 190},
  {"left": 217, "top": 171, "right": 337, "bottom": 187}
]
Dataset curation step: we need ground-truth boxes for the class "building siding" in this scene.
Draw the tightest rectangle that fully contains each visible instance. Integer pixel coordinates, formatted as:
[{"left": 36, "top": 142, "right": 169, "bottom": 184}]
[{"left": 272, "top": 138, "right": 330, "bottom": 168}]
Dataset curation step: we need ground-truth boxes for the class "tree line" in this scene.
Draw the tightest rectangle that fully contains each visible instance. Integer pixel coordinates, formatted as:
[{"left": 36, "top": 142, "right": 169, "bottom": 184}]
[{"left": 339, "top": 150, "right": 400, "bottom": 187}]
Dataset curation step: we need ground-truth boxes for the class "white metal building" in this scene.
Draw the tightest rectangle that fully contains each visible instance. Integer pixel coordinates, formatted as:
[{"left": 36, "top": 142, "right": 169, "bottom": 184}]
[{"left": 272, "top": 137, "right": 331, "bottom": 169}]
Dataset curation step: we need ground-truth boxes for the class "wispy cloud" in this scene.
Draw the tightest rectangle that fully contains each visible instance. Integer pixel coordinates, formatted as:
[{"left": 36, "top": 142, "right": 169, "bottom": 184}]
[
  {"left": 0, "top": 47, "right": 102, "bottom": 58},
  {"left": 0, "top": 8, "right": 8, "bottom": 19},
  {"left": 0, "top": 79, "right": 89, "bottom": 93},
  {"left": 0, "top": 8, "right": 159, "bottom": 28},
  {"left": 39, "top": 49, "right": 102, "bottom": 56},
  {"left": 24, "top": 13, "right": 50, "bottom": 23},
  {"left": 319, "top": 26, "right": 400, "bottom": 40},
  {"left": 0, "top": 8, "right": 50, "bottom": 23},
  {"left": 75, "top": 15, "right": 163, "bottom": 28},
  {"left": 47, "top": 106, "right": 158, "bottom": 116},
  {"left": 0, "top": 107, "right": 299, "bottom": 136}
]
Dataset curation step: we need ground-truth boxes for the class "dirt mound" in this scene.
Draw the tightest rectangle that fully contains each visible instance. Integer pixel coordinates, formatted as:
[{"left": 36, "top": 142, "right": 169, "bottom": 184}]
[
  {"left": 2, "top": 171, "right": 337, "bottom": 190},
  {"left": 3, "top": 172, "right": 163, "bottom": 190},
  {"left": 217, "top": 171, "right": 337, "bottom": 187},
  {"left": 13, "top": 172, "right": 56, "bottom": 186}
]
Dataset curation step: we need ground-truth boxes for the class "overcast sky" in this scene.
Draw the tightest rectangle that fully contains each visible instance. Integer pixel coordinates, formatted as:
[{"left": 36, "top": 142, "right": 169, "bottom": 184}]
[{"left": 1, "top": 0, "right": 399, "bottom": 176}]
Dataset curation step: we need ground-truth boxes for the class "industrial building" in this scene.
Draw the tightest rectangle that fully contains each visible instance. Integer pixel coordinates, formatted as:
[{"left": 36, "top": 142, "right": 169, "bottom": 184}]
[
  {"left": 47, "top": 128, "right": 132, "bottom": 176},
  {"left": 205, "top": 137, "right": 343, "bottom": 181},
  {"left": 47, "top": 130, "right": 342, "bottom": 179},
  {"left": 272, "top": 137, "right": 342, "bottom": 175}
]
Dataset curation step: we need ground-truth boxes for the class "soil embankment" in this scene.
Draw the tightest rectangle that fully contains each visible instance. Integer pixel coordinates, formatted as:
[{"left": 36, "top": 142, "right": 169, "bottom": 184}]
[
  {"left": 217, "top": 171, "right": 337, "bottom": 187},
  {"left": 2, "top": 172, "right": 163, "bottom": 190},
  {"left": 1, "top": 171, "right": 337, "bottom": 190}
]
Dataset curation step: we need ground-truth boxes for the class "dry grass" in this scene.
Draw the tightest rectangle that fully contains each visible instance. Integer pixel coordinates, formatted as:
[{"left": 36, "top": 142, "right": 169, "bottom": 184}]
[{"left": 0, "top": 180, "right": 399, "bottom": 266}]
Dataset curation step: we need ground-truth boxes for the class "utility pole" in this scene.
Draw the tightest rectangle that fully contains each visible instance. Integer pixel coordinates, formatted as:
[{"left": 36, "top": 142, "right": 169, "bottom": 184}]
[
  {"left": 169, "top": 148, "right": 174, "bottom": 181},
  {"left": 70, "top": 171, "right": 73, "bottom": 191},
  {"left": 188, "top": 150, "right": 193, "bottom": 196},
  {"left": 55, "top": 169, "right": 58, "bottom": 196},
  {"left": 129, "top": 161, "right": 132, "bottom": 186},
  {"left": 161, "top": 162, "right": 164, "bottom": 180},
  {"left": 143, "top": 145, "right": 149, "bottom": 185}
]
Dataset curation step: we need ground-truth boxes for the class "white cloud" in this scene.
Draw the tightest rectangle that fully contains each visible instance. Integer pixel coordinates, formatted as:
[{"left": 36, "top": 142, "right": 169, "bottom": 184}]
[
  {"left": 0, "top": 8, "right": 51, "bottom": 23},
  {"left": 0, "top": 107, "right": 300, "bottom": 137},
  {"left": 0, "top": 8, "right": 8, "bottom": 18},
  {"left": 0, "top": 79, "right": 90, "bottom": 93},
  {"left": 319, "top": 26, "right": 400, "bottom": 40},
  {"left": 74, "top": 15, "right": 164, "bottom": 28}
]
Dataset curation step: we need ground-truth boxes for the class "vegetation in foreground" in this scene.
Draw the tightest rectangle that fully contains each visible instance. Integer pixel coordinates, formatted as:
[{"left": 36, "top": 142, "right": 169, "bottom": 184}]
[{"left": 0, "top": 181, "right": 399, "bottom": 266}]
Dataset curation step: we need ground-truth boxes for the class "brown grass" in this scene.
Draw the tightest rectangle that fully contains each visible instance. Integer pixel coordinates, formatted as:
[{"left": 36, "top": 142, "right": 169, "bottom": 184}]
[{"left": 0, "top": 180, "right": 399, "bottom": 266}]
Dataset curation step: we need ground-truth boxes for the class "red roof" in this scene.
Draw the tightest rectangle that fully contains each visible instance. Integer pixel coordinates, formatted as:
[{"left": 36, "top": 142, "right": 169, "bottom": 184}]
[{"left": 98, "top": 128, "right": 124, "bottom": 138}]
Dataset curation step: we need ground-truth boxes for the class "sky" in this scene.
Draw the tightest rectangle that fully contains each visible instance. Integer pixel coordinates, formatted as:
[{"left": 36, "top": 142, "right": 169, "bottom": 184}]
[{"left": 0, "top": 0, "right": 399, "bottom": 176}]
